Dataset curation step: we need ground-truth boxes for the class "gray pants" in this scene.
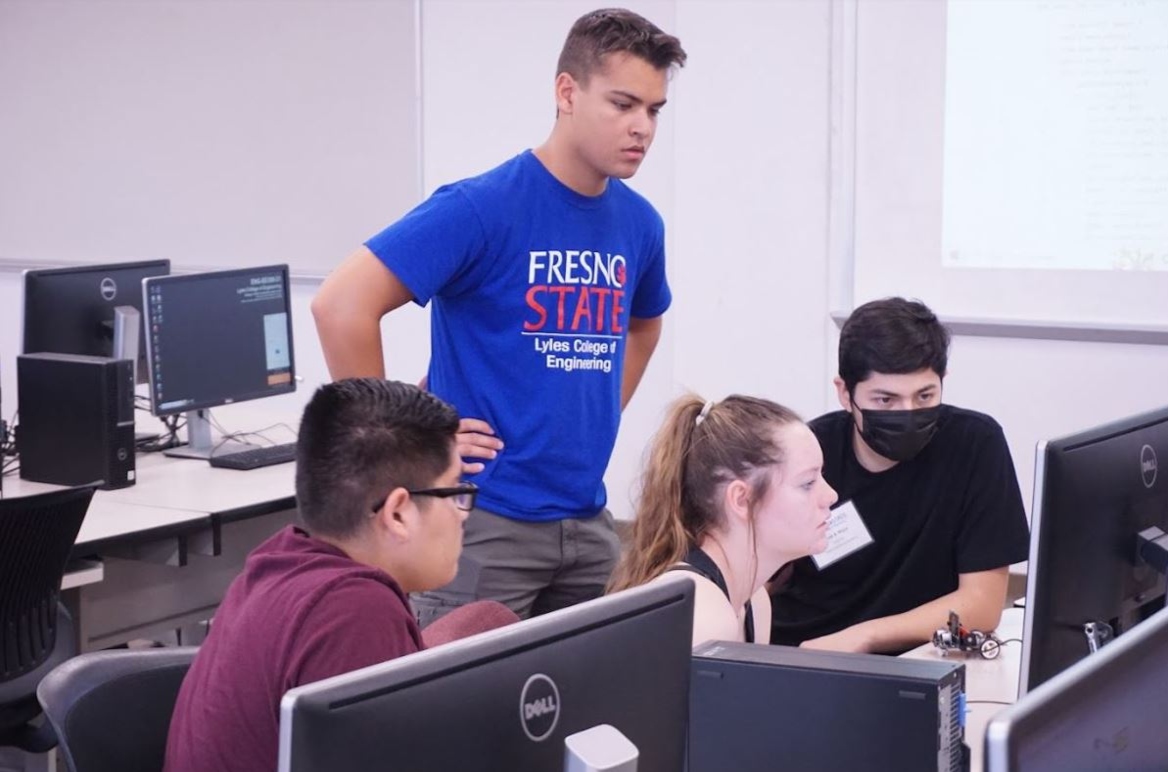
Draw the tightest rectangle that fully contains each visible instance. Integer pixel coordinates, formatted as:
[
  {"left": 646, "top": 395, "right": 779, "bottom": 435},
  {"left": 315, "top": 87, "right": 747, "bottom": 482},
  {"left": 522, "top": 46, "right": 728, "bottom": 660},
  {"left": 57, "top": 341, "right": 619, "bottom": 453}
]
[{"left": 412, "top": 506, "right": 620, "bottom": 628}]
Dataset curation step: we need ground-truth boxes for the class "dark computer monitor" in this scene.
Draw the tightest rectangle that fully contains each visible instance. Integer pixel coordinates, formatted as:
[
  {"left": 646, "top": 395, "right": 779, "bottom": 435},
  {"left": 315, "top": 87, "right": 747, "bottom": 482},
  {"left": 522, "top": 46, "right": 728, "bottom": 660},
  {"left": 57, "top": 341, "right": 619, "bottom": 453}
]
[
  {"left": 985, "top": 604, "right": 1168, "bottom": 772},
  {"left": 22, "top": 260, "right": 171, "bottom": 384},
  {"left": 277, "top": 578, "right": 695, "bottom": 772},
  {"left": 143, "top": 264, "right": 295, "bottom": 459},
  {"left": 1018, "top": 406, "right": 1168, "bottom": 695}
]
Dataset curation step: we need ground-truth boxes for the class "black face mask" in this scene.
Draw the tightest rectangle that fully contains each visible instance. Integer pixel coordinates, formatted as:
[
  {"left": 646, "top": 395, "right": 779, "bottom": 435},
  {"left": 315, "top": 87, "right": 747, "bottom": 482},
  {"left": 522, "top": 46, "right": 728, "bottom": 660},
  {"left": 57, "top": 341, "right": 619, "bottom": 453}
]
[{"left": 855, "top": 405, "right": 942, "bottom": 462}]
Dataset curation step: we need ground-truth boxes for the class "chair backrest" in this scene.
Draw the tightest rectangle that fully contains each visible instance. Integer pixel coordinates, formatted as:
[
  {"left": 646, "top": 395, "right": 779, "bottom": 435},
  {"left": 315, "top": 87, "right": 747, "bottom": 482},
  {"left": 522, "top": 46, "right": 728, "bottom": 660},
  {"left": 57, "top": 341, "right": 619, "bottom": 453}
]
[
  {"left": 0, "top": 486, "right": 95, "bottom": 682},
  {"left": 38, "top": 647, "right": 198, "bottom": 772}
]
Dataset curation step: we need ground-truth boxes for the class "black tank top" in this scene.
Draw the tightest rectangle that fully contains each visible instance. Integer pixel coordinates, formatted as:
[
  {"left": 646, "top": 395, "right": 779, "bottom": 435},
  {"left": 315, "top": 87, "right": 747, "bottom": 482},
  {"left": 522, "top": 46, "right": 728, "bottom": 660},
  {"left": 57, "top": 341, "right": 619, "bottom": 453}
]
[{"left": 669, "top": 545, "right": 755, "bottom": 644}]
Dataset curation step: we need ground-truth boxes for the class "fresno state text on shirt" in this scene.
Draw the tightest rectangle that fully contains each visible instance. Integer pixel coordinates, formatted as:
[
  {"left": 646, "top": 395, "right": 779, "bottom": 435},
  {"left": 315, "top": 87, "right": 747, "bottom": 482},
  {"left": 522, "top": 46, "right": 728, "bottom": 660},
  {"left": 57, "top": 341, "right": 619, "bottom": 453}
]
[{"left": 523, "top": 249, "right": 626, "bottom": 374}]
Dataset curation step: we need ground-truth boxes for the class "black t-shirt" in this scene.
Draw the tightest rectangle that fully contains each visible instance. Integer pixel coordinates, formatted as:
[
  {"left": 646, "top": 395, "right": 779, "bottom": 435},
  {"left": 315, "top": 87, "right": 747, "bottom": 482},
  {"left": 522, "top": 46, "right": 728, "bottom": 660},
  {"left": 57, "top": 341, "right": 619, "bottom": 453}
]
[{"left": 770, "top": 404, "right": 1030, "bottom": 646}]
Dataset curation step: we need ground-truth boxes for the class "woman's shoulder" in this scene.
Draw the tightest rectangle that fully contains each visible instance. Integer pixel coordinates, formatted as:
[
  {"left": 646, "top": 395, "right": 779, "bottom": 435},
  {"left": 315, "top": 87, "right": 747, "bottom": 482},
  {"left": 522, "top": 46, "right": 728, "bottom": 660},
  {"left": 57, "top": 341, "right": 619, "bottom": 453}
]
[{"left": 656, "top": 568, "right": 745, "bottom": 647}]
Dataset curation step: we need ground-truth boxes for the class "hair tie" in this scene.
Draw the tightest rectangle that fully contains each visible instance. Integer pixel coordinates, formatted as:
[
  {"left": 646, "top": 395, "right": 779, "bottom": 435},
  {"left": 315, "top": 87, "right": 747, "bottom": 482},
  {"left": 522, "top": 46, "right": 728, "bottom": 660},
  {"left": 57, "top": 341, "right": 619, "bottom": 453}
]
[{"left": 695, "top": 400, "right": 716, "bottom": 427}]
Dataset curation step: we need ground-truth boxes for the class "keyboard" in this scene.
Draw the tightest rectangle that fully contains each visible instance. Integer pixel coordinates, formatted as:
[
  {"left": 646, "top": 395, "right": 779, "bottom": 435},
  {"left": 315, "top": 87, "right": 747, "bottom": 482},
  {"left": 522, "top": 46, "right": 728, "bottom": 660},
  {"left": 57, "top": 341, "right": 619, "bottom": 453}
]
[{"left": 208, "top": 442, "right": 297, "bottom": 470}]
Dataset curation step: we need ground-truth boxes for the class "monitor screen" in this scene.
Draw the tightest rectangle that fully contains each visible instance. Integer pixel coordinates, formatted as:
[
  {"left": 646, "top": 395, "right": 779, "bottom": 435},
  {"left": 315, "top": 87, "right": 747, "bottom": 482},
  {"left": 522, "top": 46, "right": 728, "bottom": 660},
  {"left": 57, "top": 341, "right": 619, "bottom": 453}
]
[
  {"left": 277, "top": 578, "right": 695, "bottom": 772},
  {"left": 1018, "top": 406, "right": 1168, "bottom": 695},
  {"left": 143, "top": 265, "right": 295, "bottom": 417},
  {"left": 22, "top": 260, "right": 170, "bottom": 384},
  {"left": 985, "top": 604, "right": 1168, "bottom": 772}
]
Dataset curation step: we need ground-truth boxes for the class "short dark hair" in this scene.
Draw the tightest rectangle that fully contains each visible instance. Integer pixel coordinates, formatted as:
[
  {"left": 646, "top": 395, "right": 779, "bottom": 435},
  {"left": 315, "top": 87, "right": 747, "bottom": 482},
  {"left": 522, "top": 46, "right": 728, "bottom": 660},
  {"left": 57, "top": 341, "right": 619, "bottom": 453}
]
[
  {"left": 556, "top": 8, "right": 687, "bottom": 85},
  {"left": 295, "top": 379, "right": 460, "bottom": 539},
  {"left": 838, "top": 297, "right": 951, "bottom": 394}
]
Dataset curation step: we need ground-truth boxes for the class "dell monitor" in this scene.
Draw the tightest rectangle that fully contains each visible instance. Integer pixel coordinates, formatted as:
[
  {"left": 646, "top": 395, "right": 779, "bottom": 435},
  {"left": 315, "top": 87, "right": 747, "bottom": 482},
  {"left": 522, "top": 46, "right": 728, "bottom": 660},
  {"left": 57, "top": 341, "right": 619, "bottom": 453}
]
[
  {"left": 22, "top": 259, "right": 170, "bottom": 384},
  {"left": 985, "top": 603, "right": 1168, "bottom": 772},
  {"left": 1018, "top": 406, "right": 1168, "bottom": 696},
  {"left": 143, "top": 264, "right": 295, "bottom": 459},
  {"left": 277, "top": 577, "right": 695, "bottom": 772}
]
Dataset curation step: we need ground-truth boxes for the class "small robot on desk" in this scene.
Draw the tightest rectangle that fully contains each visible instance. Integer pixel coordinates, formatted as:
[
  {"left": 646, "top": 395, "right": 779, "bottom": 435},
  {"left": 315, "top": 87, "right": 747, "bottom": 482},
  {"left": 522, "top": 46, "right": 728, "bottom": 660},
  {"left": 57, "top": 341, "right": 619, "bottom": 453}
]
[{"left": 932, "top": 610, "right": 1002, "bottom": 660}]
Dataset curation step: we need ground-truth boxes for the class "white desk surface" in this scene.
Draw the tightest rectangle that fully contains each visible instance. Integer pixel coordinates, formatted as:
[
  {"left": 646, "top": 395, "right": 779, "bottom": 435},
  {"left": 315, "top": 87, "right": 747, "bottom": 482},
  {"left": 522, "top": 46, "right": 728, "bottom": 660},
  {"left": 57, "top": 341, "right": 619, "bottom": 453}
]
[
  {"left": 3, "top": 441, "right": 296, "bottom": 548},
  {"left": 4, "top": 475, "right": 203, "bottom": 545},
  {"left": 901, "top": 607, "right": 1025, "bottom": 772},
  {"left": 105, "top": 449, "right": 295, "bottom": 516},
  {"left": 76, "top": 498, "right": 209, "bottom": 547}
]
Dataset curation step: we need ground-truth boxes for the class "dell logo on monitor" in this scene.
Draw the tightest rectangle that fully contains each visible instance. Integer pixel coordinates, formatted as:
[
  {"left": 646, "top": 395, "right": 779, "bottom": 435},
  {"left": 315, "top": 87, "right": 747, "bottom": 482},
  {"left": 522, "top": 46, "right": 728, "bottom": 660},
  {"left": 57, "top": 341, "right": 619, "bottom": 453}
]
[
  {"left": 519, "top": 673, "right": 560, "bottom": 742},
  {"left": 100, "top": 277, "right": 118, "bottom": 301},
  {"left": 1141, "top": 444, "right": 1158, "bottom": 489}
]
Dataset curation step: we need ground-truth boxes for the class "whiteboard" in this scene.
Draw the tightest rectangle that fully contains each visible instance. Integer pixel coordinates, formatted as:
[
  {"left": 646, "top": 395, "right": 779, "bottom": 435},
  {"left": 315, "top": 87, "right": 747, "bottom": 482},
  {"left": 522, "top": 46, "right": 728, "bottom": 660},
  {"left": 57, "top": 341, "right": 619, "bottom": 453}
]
[
  {"left": 845, "top": 0, "right": 1168, "bottom": 330},
  {"left": 0, "top": 0, "right": 420, "bottom": 277}
]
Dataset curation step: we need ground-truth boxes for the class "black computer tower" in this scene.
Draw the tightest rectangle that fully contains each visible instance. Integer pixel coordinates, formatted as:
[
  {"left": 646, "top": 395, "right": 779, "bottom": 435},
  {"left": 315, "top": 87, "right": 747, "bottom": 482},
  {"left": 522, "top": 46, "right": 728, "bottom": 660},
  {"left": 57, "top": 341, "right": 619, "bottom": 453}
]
[
  {"left": 689, "top": 641, "right": 969, "bottom": 772},
  {"left": 17, "top": 353, "right": 136, "bottom": 490}
]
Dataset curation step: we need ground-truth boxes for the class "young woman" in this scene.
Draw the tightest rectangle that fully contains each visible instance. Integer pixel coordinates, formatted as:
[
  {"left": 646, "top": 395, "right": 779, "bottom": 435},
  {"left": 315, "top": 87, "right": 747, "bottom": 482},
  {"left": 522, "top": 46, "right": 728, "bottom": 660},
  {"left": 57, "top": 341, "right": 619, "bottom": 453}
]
[{"left": 609, "top": 395, "right": 837, "bottom": 646}]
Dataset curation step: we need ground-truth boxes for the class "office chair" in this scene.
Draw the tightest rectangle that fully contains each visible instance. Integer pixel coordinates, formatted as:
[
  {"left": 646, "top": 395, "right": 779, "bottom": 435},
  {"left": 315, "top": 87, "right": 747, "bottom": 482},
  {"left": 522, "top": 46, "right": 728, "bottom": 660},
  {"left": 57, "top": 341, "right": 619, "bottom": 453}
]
[
  {"left": 0, "top": 485, "right": 95, "bottom": 754},
  {"left": 37, "top": 647, "right": 197, "bottom": 772}
]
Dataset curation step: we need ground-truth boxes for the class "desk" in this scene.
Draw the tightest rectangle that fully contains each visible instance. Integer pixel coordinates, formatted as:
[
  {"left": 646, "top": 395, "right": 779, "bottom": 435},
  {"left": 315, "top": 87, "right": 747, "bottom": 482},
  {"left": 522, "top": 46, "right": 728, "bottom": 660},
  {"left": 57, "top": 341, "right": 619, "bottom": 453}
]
[
  {"left": 901, "top": 608, "right": 1024, "bottom": 772},
  {"left": 5, "top": 448, "right": 297, "bottom": 651}
]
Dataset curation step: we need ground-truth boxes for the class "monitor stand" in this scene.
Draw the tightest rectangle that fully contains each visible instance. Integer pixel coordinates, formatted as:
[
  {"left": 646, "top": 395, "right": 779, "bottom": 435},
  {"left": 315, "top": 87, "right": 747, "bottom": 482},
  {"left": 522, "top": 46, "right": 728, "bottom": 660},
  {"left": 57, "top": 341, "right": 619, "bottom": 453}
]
[
  {"left": 564, "top": 725, "right": 638, "bottom": 772},
  {"left": 163, "top": 409, "right": 259, "bottom": 460},
  {"left": 111, "top": 305, "right": 140, "bottom": 384},
  {"left": 110, "top": 305, "right": 158, "bottom": 444}
]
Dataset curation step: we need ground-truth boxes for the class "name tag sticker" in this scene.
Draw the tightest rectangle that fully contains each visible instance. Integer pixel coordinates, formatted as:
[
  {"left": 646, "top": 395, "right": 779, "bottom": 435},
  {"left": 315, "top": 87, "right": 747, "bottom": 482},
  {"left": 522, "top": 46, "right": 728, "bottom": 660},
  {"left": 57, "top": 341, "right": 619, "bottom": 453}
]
[{"left": 811, "top": 499, "right": 875, "bottom": 570}]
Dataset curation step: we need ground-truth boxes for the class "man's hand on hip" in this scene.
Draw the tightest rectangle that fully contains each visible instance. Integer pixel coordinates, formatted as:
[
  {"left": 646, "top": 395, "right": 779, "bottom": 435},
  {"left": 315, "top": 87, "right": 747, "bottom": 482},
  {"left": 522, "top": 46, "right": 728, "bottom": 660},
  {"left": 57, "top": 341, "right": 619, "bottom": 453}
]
[{"left": 457, "top": 418, "right": 504, "bottom": 474}]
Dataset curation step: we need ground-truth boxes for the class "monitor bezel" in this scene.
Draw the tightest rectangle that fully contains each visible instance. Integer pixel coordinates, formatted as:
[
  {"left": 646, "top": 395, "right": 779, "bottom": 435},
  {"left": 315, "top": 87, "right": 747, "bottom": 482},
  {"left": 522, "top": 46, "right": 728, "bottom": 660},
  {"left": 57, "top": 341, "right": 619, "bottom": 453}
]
[
  {"left": 21, "top": 259, "right": 171, "bottom": 384},
  {"left": 277, "top": 576, "right": 695, "bottom": 772},
  {"left": 987, "top": 603, "right": 1168, "bottom": 771},
  {"left": 1018, "top": 405, "right": 1168, "bottom": 697},
  {"left": 142, "top": 264, "right": 296, "bottom": 417}
]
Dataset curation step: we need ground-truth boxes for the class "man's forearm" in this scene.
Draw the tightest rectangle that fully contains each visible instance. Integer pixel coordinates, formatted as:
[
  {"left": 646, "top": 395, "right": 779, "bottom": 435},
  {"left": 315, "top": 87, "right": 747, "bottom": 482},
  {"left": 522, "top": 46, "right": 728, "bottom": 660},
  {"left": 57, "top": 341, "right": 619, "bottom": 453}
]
[
  {"left": 311, "top": 246, "right": 415, "bottom": 381},
  {"left": 621, "top": 316, "right": 662, "bottom": 409},
  {"left": 846, "top": 575, "right": 1008, "bottom": 653},
  {"left": 858, "top": 590, "right": 1003, "bottom": 653},
  {"left": 313, "top": 309, "right": 387, "bottom": 380}
]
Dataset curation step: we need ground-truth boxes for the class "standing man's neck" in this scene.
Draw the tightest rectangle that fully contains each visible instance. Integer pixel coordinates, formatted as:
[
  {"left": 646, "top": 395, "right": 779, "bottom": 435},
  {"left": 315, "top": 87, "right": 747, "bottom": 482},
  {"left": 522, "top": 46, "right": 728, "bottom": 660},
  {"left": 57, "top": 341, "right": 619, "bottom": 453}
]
[
  {"left": 850, "top": 425, "right": 898, "bottom": 474},
  {"left": 533, "top": 138, "right": 609, "bottom": 197}
]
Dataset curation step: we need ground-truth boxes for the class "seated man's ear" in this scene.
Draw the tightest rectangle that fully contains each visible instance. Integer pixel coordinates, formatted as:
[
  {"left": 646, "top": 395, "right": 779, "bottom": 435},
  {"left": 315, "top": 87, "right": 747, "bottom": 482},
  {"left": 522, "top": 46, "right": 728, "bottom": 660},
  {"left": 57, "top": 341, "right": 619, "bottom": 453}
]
[
  {"left": 833, "top": 377, "right": 852, "bottom": 411},
  {"left": 373, "top": 488, "right": 414, "bottom": 542}
]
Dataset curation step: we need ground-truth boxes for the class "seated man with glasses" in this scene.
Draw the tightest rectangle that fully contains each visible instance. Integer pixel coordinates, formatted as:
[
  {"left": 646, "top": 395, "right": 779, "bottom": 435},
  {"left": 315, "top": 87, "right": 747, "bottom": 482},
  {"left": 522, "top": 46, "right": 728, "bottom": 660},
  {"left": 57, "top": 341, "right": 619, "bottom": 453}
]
[{"left": 165, "top": 379, "right": 517, "bottom": 772}]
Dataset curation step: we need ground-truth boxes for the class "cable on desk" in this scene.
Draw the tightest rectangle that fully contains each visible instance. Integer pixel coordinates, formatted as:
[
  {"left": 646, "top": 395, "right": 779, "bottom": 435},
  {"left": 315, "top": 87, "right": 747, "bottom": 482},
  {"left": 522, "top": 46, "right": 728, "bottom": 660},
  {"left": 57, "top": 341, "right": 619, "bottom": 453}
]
[
  {"left": 206, "top": 415, "right": 298, "bottom": 459},
  {"left": 0, "top": 409, "right": 18, "bottom": 458},
  {"left": 137, "top": 413, "right": 186, "bottom": 454},
  {"left": 966, "top": 700, "right": 1013, "bottom": 706}
]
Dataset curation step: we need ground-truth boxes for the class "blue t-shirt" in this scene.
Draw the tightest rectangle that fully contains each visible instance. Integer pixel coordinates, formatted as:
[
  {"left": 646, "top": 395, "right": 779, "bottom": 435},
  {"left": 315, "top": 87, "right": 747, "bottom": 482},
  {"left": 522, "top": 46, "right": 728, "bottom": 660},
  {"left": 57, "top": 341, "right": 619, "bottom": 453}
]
[{"left": 365, "top": 150, "right": 671, "bottom": 522}]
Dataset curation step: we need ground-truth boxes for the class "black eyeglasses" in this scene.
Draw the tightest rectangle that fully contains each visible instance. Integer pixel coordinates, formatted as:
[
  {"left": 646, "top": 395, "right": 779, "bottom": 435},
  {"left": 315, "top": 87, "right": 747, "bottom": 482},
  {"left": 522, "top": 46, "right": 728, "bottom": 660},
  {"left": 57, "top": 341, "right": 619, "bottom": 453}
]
[
  {"left": 409, "top": 483, "right": 478, "bottom": 512},
  {"left": 372, "top": 483, "right": 479, "bottom": 513}
]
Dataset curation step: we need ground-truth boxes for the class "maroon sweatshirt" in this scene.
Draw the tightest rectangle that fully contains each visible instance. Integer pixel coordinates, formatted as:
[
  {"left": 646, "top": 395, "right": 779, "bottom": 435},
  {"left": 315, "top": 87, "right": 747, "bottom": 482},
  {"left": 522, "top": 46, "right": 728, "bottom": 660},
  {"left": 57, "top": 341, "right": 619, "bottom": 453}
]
[{"left": 164, "top": 525, "right": 423, "bottom": 772}]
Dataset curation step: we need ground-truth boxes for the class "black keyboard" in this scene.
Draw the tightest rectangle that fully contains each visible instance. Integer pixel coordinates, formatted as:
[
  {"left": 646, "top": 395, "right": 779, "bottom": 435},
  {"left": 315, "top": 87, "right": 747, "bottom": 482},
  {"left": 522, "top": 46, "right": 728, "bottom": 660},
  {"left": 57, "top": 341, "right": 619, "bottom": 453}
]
[{"left": 208, "top": 442, "right": 297, "bottom": 470}]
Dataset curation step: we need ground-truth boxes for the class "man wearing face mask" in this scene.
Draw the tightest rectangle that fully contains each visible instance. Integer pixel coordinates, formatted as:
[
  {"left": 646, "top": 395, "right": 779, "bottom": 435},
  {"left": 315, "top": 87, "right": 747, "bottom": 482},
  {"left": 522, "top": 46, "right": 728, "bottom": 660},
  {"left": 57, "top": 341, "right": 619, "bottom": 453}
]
[{"left": 769, "top": 297, "right": 1029, "bottom": 653}]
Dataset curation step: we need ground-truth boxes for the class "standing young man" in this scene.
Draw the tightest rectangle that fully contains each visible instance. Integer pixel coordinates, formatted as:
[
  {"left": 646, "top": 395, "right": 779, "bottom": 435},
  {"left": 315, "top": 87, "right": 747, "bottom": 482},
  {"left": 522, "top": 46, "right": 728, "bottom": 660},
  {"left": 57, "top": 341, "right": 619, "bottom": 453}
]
[
  {"left": 165, "top": 380, "right": 513, "bottom": 772},
  {"left": 770, "top": 298, "right": 1030, "bottom": 653},
  {"left": 312, "top": 9, "right": 687, "bottom": 624}
]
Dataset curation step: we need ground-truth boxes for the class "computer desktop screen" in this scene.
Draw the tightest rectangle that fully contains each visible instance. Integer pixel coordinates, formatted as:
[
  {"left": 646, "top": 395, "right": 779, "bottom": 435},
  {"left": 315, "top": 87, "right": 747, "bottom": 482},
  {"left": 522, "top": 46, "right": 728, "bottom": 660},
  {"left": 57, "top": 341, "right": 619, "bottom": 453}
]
[
  {"left": 985, "top": 604, "right": 1168, "bottom": 772},
  {"left": 277, "top": 577, "right": 695, "bottom": 772},
  {"left": 1018, "top": 406, "right": 1168, "bottom": 696},
  {"left": 143, "top": 264, "right": 295, "bottom": 457},
  {"left": 22, "top": 259, "right": 170, "bottom": 384}
]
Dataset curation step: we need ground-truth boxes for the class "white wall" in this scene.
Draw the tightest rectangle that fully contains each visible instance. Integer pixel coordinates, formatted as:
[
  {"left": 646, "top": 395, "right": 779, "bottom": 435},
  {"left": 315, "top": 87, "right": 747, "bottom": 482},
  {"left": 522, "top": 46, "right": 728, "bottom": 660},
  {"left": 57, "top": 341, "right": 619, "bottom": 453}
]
[
  {"left": 2, "top": 0, "right": 1165, "bottom": 521},
  {"left": 0, "top": 0, "right": 419, "bottom": 276},
  {"left": 941, "top": 334, "right": 1168, "bottom": 508}
]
